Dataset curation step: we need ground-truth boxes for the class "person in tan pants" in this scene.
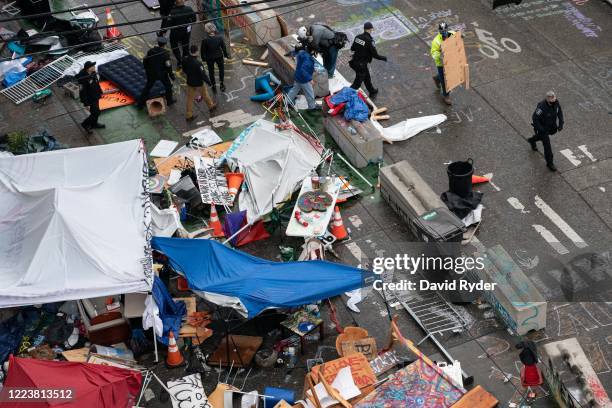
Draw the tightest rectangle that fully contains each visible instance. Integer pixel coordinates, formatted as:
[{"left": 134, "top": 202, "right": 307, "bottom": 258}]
[{"left": 182, "top": 44, "right": 216, "bottom": 121}]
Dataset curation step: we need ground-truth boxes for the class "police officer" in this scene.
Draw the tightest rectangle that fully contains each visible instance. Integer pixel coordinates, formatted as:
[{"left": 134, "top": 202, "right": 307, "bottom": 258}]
[
  {"left": 77, "top": 61, "right": 104, "bottom": 134},
  {"left": 168, "top": 0, "right": 196, "bottom": 68},
  {"left": 157, "top": 0, "right": 174, "bottom": 36},
  {"left": 529, "top": 90, "right": 564, "bottom": 171},
  {"left": 137, "top": 37, "right": 176, "bottom": 108},
  {"left": 431, "top": 22, "right": 456, "bottom": 105},
  {"left": 349, "top": 21, "right": 387, "bottom": 100}
]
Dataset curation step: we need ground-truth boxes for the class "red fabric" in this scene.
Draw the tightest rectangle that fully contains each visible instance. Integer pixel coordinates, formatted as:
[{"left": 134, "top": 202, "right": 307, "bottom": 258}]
[
  {"left": 521, "top": 364, "right": 543, "bottom": 387},
  {"left": 0, "top": 355, "right": 142, "bottom": 407},
  {"left": 236, "top": 220, "right": 270, "bottom": 247}
]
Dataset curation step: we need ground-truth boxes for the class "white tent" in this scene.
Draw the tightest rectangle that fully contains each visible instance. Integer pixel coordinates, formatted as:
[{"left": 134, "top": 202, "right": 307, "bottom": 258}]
[
  {"left": 225, "top": 119, "right": 322, "bottom": 222},
  {"left": 0, "top": 140, "right": 153, "bottom": 308}
]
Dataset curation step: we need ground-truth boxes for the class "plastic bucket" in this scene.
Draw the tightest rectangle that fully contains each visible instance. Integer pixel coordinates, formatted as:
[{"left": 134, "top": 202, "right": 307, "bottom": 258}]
[{"left": 447, "top": 159, "right": 473, "bottom": 198}]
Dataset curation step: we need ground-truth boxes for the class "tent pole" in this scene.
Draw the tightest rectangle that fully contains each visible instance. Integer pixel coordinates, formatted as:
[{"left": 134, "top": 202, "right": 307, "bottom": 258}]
[
  {"left": 221, "top": 217, "right": 258, "bottom": 246},
  {"left": 336, "top": 153, "right": 374, "bottom": 189},
  {"left": 153, "top": 328, "right": 159, "bottom": 362}
]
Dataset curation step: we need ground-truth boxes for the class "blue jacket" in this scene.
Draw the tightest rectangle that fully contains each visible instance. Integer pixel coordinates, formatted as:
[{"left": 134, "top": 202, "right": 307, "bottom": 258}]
[{"left": 294, "top": 50, "right": 314, "bottom": 83}]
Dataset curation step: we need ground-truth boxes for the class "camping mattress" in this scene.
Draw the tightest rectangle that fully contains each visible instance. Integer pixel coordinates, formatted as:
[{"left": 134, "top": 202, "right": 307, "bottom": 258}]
[{"left": 98, "top": 55, "right": 165, "bottom": 99}]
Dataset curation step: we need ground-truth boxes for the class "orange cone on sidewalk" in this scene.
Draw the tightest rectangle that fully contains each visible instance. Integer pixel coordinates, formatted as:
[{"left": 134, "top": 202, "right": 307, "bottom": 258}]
[
  {"left": 225, "top": 172, "right": 244, "bottom": 202},
  {"left": 472, "top": 175, "right": 490, "bottom": 184},
  {"left": 329, "top": 206, "right": 348, "bottom": 240},
  {"left": 103, "top": 8, "right": 122, "bottom": 40},
  {"left": 209, "top": 204, "right": 224, "bottom": 237},
  {"left": 165, "top": 330, "right": 185, "bottom": 368}
]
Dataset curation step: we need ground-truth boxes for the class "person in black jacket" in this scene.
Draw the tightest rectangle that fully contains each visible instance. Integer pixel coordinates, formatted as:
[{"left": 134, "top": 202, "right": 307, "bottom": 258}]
[
  {"left": 201, "top": 22, "right": 228, "bottom": 92},
  {"left": 77, "top": 61, "right": 104, "bottom": 134},
  {"left": 168, "top": 0, "right": 196, "bottom": 68},
  {"left": 183, "top": 45, "right": 217, "bottom": 121},
  {"left": 529, "top": 90, "right": 564, "bottom": 171},
  {"left": 349, "top": 21, "right": 387, "bottom": 100},
  {"left": 137, "top": 37, "right": 176, "bottom": 108},
  {"left": 157, "top": 0, "right": 174, "bottom": 36}
]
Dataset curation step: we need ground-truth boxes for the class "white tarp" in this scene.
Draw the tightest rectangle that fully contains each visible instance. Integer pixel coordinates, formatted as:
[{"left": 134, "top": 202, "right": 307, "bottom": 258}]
[
  {"left": 226, "top": 119, "right": 321, "bottom": 222},
  {"left": 0, "top": 140, "right": 153, "bottom": 308},
  {"left": 372, "top": 114, "right": 447, "bottom": 142}
]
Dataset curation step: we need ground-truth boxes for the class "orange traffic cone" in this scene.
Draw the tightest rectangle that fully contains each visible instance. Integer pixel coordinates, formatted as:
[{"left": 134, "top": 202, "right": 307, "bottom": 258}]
[
  {"left": 209, "top": 204, "right": 224, "bottom": 237},
  {"left": 225, "top": 172, "right": 244, "bottom": 202},
  {"left": 103, "top": 8, "right": 122, "bottom": 40},
  {"left": 165, "top": 330, "right": 185, "bottom": 368},
  {"left": 329, "top": 206, "right": 348, "bottom": 240},
  {"left": 472, "top": 175, "right": 490, "bottom": 184}
]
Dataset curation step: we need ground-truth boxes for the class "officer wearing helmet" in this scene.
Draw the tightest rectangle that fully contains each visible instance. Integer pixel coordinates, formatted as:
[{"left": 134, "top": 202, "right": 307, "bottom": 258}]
[
  {"left": 430, "top": 22, "right": 456, "bottom": 105},
  {"left": 349, "top": 21, "right": 387, "bottom": 100},
  {"left": 528, "top": 90, "right": 564, "bottom": 171}
]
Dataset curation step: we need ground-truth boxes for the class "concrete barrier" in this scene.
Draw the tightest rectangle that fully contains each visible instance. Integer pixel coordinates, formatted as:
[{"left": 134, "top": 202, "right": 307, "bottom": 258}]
[
  {"left": 323, "top": 115, "right": 383, "bottom": 169},
  {"left": 471, "top": 245, "right": 546, "bottom": 335},
  {"left": 223, "top": 1, "right": 283, "bottom": 46}
]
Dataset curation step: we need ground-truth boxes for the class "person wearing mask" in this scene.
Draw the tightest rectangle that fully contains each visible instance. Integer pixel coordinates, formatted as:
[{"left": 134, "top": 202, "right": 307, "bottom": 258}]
[
  {"left": 529, "top": 90, "right": 564, "bottom": 171},
  {"left": 201, "top": 22, "right": 228, "bottom": 93},
  {"left": 157, "top": 0, "right": 174, "bottom": 36},
  {"left": 77, "top": 61, "right": 104, "bottom": 134},
  {"left": 168, "top": 0, "right": 196, "bottom": 68},
  {"left": 349, "top": 21, "right": 387, "bottom": 100},
  {"left": 183, "top": 44, "right": 217, "bottom": 121},
  {"left": 286, "top": 44, "right": 317, "bottom": 110},
  {"left": 430, "top": 22, "right": 456, "bottom": 105},
  {"left": 138, "top": 37, "right": 176, "bottom": 108},
  {"left": 298, "top": 23, "right": 339, "bottom": 78}
]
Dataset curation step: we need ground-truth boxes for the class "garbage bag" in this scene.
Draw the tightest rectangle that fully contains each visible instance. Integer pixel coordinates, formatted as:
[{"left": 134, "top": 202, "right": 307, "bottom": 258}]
[
  {"left": 2, "top": 70, "right": 26, "bottom": 87},
  {"left": 440, "top": 190, "right": 483, "bottom": 219}
]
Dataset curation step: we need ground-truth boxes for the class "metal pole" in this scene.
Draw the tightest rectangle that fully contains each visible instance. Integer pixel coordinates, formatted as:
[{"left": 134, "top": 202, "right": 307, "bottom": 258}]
[{"left": 336, "top": 153, "right": 374, "bottom": 189}]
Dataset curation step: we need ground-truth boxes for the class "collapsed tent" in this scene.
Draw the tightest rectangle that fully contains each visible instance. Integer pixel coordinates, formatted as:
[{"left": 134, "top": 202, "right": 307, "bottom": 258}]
[
  {"left": 0, "top": 355, "right": 142, "bottom": 408},
  {"left": 0, "top": 140, "right": 153, "bottom": 308},
  {"left": 225, "top": 119, "right": 322, "bottom": 222},
  {"left": 151, "top": 237, "right": 370, "bottom": 317}
]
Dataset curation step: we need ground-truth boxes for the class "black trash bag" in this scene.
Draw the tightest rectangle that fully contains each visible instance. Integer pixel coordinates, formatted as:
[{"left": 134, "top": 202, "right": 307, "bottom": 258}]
[
  {"left": 44, "top": 316, "right": 74, "bottom": 346},
  {"left": 0, "top": 314, "right": 26, "bottom": 365},
  {"left": 440, "top": 190, "right": 483, "bottom": 219}
]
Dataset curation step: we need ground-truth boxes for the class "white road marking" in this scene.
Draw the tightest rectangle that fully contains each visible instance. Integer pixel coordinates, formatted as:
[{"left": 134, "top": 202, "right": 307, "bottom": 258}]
[
  {"left": 534, "top": 195, "right": 588, "bottom": 248},
  {"left": 600, "top": 187, "right": 606, "bottom": 192},
  {"left": 507, "top": 197, "right": 530, "bottom": 213},
  {"left": 344, "top": 241, "right": 363, "bottom": 263},
  {"left": 560, "top": 149, "right": 581, "bottom": 167},
  {"left": 483, "top": 173, "right": 501, "bottom": 191},
  {"left": 532, "top": 224, "right": 570, "bottom": 255},
  {"left": 348, "top": 215, "right": 363, "bottom": 228},
  {"left": 577, "top": 145, "right": 597, "bottom": 162}
]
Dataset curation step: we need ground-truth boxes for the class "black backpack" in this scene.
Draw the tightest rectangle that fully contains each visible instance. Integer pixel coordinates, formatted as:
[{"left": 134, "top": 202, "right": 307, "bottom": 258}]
[{"left": 319, "top": 24, "right": 348, "bottom": 49}]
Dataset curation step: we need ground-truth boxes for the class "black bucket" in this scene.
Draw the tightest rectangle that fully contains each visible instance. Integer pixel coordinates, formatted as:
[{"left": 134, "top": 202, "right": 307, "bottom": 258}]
[{"left": 447, "top": 159, "right": 473, "bottom": 198}]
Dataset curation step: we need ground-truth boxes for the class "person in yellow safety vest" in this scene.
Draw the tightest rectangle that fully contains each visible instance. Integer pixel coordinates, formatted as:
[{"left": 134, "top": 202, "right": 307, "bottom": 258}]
[{"left": 431, "top": 22, "right": 456, "bottom": 105}]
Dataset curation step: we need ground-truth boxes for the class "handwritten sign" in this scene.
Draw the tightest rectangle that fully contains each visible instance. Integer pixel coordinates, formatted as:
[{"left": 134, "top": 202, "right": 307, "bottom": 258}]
[
  {"left": 370, "top": 350, "right": 402, "bottom": 376},
  {"left": 341, "top": 338, "right": 377, "bottom": 361},
  {"left": 99, "top": 80, "right": 135, "bottom": 110},
  {"left": 193, "top": 157, "right": 232, "bottom": 206},
  {"left": 311, "top": 354, "right": 376, "bottom": 389},
  {"left": 166, "top": 374, "right": 211, "bottom": 408}
]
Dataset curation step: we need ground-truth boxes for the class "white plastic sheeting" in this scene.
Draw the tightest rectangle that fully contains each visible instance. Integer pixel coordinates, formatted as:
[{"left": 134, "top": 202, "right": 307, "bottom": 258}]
[
  {"left": 151, "top": 203, "right": 182, "bottom": 237},
  {"left": 0, "top": 140, "right": 153, "bottom": 308},
  {"left": 225, "top": 119, "right": 321, "bottom": 222},
  {"left": 372, "top": 114, "right": 447, "bottom": 142}
]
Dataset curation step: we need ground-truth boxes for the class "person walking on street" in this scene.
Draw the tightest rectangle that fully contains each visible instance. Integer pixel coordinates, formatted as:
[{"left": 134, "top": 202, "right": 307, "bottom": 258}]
[
  {"left": 286, "top": 45, "right": 317, "bottom": 110},
  {"left": 137, "top": 37, "right": 176, "bottom": 108},
  {"left": 77, "top": 61, "right": 104, "bottom": 134},
  {"left": 168, "top": 0, "right": 196, "bottom": 69},
  {"left": 201, "top": 22, "right": 228, "bottom": 93},
  {"left": 183, "top": 45, "right": 217, "bottom": 122},
  {"left": 157, "top": 0, "right": 174, "bottom": 36},
  {"left": 298, "top": 23, "right": 342, "bottom": 78},
  {"left": 529, "top": 90, "right": 564, "bottom": 171},
  {"left": 349, "top": 21, "right": 387, "bottom": 100},
  {"left": 431, "top": 22, "right": 456, "bottom": 105}
]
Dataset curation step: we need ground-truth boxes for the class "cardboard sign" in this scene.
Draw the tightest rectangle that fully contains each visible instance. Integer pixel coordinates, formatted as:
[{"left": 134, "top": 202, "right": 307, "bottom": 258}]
[
  {"left": 441, "top": 34, "right": 469, "bottom": 93},
  {"left": 166, "top": 374, "right": 211, "bottom": 408},
  {"left": 193, "top": 156, "right": 232, "bottom": 206},
  {"left": 341, "top": 338, "right": 377, "bottom": 361},
  {"left": 99, "top": 80, "right": 135, "bottom": 110},
  {"left": 311, "top": 353, "right": 376, "bottom": 389}
]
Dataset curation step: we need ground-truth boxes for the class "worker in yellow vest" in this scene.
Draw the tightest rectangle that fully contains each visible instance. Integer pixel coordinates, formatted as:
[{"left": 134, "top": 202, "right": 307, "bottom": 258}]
[{"left": 430, "top": 22, "right": 456, "bottom": 105}]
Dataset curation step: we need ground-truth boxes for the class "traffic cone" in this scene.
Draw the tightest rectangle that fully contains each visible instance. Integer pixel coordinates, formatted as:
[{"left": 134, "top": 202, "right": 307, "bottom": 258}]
[
  {"left": 472, "top": 175, "right": 490, "bottom": 184},
  {"left": 103, "top": 8, "right": 122, "bottom": 40},
  {"left": 225, "top": 172, "right": 244, "bottom": 202},
  {"left": 209, "top": 204, "right": 224, "bottom": 237},
  {"left": 165, "top": 330, "right": 185, "bottom": 368},
  {"left": 329, "top": 206, "right": 348, "bottom": 240}
]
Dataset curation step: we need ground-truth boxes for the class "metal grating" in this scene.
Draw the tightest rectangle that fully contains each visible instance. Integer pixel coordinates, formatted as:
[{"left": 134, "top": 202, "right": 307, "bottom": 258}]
[{"left": 1, "top": 55, "right": 76, "bottom": 104}]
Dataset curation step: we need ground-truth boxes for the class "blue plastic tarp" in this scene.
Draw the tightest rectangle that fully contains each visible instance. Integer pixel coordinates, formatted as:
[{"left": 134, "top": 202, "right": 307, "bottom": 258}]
[
  {"left": 330, "top": 87, "right": 369, "bottom": 122},
  {"left": 151, "top": 237, "right": 371, "bottom": 318},
  {"left": 152, "top": 276, "right": 186, "bottom": 345}
]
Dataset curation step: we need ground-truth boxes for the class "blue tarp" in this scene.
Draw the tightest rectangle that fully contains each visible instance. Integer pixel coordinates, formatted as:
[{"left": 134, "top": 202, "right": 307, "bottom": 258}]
[
  {"left": 152, "top": 276, "right": 186, "bottom": 345},
  {"left": 151, "top": 237, "right": 371, "bottom": 318},
  {"left": 330, "top": 87, "right": 369, "bottom": 122}
]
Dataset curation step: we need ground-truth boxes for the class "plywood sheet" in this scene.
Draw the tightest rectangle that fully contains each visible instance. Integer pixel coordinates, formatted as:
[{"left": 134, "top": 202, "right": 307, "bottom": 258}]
[{"left": 441, "top": 34, "right": 469, "bottom": 93}]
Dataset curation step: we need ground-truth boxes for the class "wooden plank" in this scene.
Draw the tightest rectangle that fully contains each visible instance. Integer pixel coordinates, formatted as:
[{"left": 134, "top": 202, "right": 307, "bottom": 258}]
[{"left": 451, "top": 385, "right": 498, "bottom": 408}]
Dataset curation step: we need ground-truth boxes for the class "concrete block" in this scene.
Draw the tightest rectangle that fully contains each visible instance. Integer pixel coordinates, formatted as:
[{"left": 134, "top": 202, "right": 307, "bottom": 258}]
[
  {"left": 323, "top": 115, "right": 382, "bottom": 168},
  {"left": 225, "top": 1, "right": 282, "bottom": 46},
  {"left": 146, "top": 97, "right": 166, "bottom": 117},
  {"left": 471, "top": 244, "right": 547, "bottom": 335}
]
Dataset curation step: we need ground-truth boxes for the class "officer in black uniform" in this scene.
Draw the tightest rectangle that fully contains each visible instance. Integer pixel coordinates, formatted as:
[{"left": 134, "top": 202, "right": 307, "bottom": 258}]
[
  {"left": 168, "top": 0, "right": 196, "bottom": 68},
  {"left": 77, "top": 60, "right": 104, "bottom": 134},
  {"left": 157, "top": 0, "right": 174, "bottom": 36},
  {"left": 529, "top": 90, "right": 564, "bottom": 171},
  {"left": 349, "top": 21, "right": 387, "bottom": 100},
  {"left": 137, "top": 37, "right": 176, "bottom": 108}
]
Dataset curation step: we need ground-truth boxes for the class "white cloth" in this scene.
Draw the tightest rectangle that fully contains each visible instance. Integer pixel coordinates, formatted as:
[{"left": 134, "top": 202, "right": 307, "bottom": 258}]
[
  {"left": 64, "top": 49, "right": 130, "bottom": 76},
  {"left": 143, "top": 295, "right": 163, "bottom": 337},
  {"left": 151, "top": 203, "right": 182, "bottom": 237},
  {"left": 372, "top": 114, "right": 447, "bottom": 142},
  {"left": 0, "top": 140, "right": 152, "bottom": 307},
  {"left": 462, "top": 204, "right": 483, "bottom": 227}
]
